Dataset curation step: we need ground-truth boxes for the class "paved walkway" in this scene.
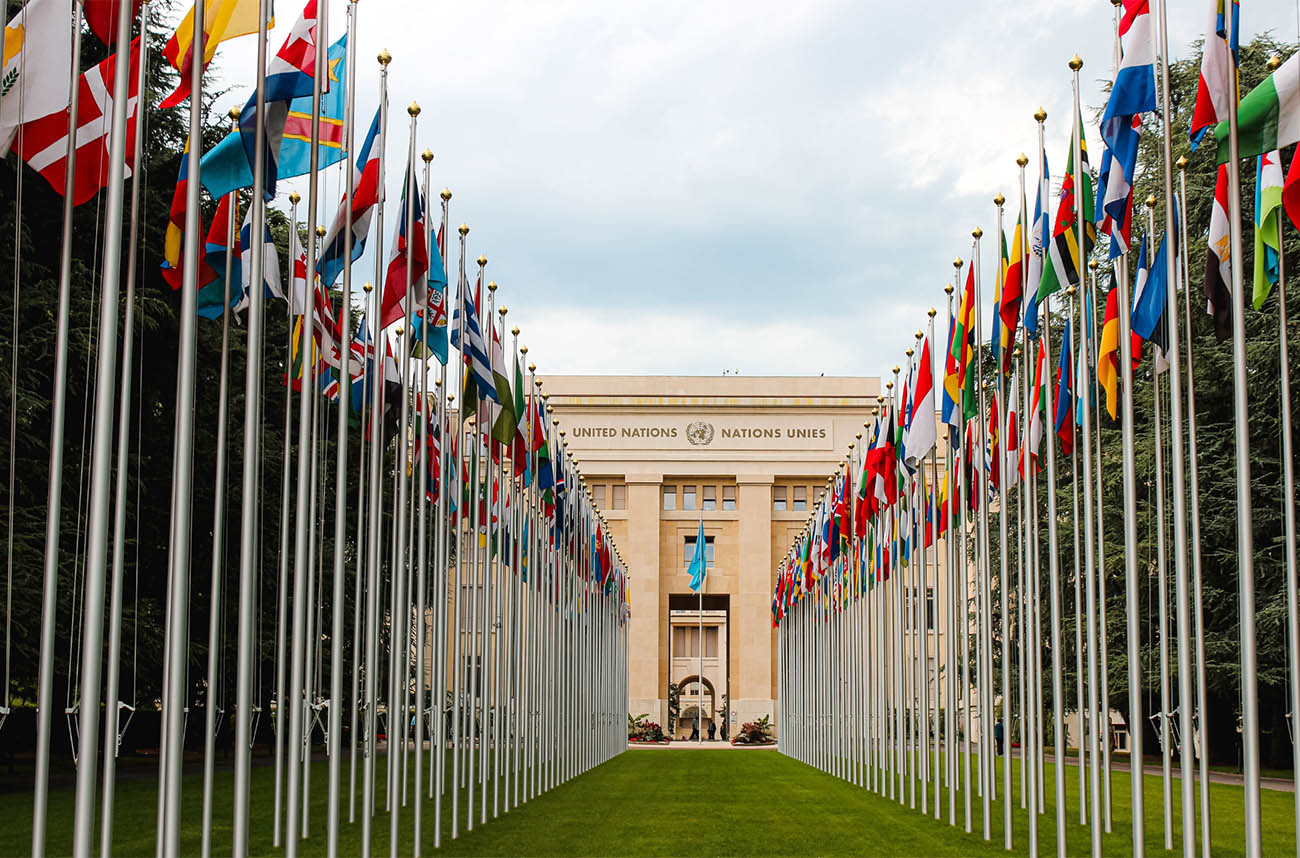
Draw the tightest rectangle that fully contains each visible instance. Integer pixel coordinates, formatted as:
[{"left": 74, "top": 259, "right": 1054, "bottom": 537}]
[{"left": 628, "top": 739, "right": 776, "bottom": 749}]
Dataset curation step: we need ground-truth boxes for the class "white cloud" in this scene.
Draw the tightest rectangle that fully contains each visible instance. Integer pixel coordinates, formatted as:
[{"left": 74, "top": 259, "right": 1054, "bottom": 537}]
[{"left": 182, "top": 0, "right": 1296, "bottom": 380}]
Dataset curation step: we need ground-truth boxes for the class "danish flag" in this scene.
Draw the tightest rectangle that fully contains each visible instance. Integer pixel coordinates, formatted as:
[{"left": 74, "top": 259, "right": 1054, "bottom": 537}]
[{"left": 17, "top": 39, "right": 141, "bottom": 206}]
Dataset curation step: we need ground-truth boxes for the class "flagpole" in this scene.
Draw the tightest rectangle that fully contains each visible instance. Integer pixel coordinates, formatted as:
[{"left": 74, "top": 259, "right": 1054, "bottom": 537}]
[
  {"left": 1066, "top": 298, "right": 1086, "bottom": 830},
  {"left": 1014, "top": 153, "right": 1031, "bottom": 823},
  {"left": 30, "top": 6, "right": 84, "bottom": 848},
  {"left": 1221, "top": 7, "right": 1262, "bottom": 850},
  {"left": 200, "top": 177, "right": 239, "bottom": 858},
  {"left": 1081, "top": 261, "right": 1103, "bottom": 858},
  {"left": 100, "top": 7, "right": 151, "bottom": 850},
  {"left": 993, "top": 193, "right": 1014, "bottom": 850},
  {"left": 329, "top": 3, "right": 359, "bottom": 852}
]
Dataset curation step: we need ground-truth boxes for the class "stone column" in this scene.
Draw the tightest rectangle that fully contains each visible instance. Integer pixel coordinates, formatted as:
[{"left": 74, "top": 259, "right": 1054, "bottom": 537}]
[
  {"left": 625, "top": 474, "right": 663, "bottom": 725},
  {"left": 736, "top": 475, "right": 774, "bottom": 728}
]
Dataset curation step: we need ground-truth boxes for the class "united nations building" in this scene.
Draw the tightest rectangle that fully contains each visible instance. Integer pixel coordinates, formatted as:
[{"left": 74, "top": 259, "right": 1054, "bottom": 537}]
[{"left": 543, "top": 375, "right": 880, "bottom": 738}]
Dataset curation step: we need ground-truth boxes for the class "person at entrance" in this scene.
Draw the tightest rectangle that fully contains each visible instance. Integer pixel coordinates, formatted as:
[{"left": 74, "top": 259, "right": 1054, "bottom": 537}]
[
  {"left": 994, "top": 719, "right": 1004, "bottom": 756},
  {"left": 708, "top": 719, "right": 717, "bottom": 741},
  {"left": 689, "top": 718, "right": 700, "bottom": 741}
]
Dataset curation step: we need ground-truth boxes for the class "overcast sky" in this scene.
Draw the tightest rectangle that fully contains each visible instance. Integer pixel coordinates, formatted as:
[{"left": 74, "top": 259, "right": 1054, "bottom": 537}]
[{"left": 203, "top": 0, "right": 1298, "bottom": 378}]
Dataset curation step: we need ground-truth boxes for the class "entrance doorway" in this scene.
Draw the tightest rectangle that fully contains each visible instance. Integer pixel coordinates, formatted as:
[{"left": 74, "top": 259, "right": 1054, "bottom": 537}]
[{"left": 668, "top": 594, "right": 729, "bottom": 740}]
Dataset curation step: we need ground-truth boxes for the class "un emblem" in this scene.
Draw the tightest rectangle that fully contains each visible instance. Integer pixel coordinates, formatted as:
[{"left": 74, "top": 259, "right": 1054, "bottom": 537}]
[{"left": 686, "top": 421, "right": 714, "bottom": 446}]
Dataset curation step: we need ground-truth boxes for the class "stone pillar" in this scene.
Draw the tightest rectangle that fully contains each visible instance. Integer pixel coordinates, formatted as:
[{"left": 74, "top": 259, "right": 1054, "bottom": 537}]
[
  {"left": 625, "top": 474, "right": 663, "bottom": 725},
  {"left": 736, "top": 475, "right": 774, "bottom": 728}
]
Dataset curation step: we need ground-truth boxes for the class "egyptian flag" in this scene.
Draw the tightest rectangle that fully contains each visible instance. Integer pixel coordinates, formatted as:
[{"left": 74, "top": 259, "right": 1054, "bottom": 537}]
[{"left": 1203, "top": 163, "right": 1232, "bottom": 340}]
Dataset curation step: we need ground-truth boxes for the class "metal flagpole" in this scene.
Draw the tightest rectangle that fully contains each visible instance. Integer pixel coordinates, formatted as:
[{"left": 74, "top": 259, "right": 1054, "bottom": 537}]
[
  {"left": 329, "top": 3, "right": 360, "bottom": 851},
  {"left": 1066, "top": 296, "right": 1086, "bottom": 830},
  {"left": 994, "top": 194, "right": 1014, "bottom": 850},
  {"left": 31, "top": 7, "right": 84, "bottom": 849},
  {"left": 65, "top": 0, "right": 138, "bottom": 850},
  {"left": 1175, "top": 155, "right": 1211, "bottom": 858},
  {"left": 1222, "top": 8, "right": 1262, "bottom": 852},
  {"left": 201, "top": 178, "right": 239, "bottom": 858},
  {"left": 285, "top": 14, "right": 329, "bottom": 848},
  {"left": 156, "top": 0, "right": 208, "bottom": 848},
  {"left": 1081, "top": 260, "right": 1103, "bottom": 858},
  {"left": 101, "top": 7, "right": 151, "bottom": 849},
  {"left": 972, "top": 229, "right": 993, "bottom": 839}
]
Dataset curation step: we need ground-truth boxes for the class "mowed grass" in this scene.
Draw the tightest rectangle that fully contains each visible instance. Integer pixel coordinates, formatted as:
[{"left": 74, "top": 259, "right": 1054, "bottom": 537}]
[{"left": 0, "top": 746, "right": 1295, "bottom": 856}]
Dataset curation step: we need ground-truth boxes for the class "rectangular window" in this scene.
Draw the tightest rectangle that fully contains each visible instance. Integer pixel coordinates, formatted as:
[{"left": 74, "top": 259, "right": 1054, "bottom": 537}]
[
  {"left": 793, "top": 485, "right": 807, "bottom": 511},
  {"left": 704, "top": 626, "right": 719, "bottom": 658},
  {"left": 772, "top": 486, "right": 787, "bottom": 511},
  {"left": 702, "top": 485, "right": 717, "bottom": 511},
  {"left": 662, "top": 486, "right": 676, "bottom": 511},
  {"left": 926, "top": 587, "right": 936, "bottom": 631},
  {"left": 722, "top": 485, "right": 736, "bottom": 511},
  {"left": 592, "top": 484, "right": 606, "bottom": 508},
  {"left": 673, "top": 625, "right": 688, "bottom": 657},
  {"left": 611, "top": 484, "right": 627, "bottom": 510},
  {"left": 684, "top": 535, "right": 716, "bottom": 568},
  {"left": 682, "top": 485, "right": 697, "bottom": 511}
]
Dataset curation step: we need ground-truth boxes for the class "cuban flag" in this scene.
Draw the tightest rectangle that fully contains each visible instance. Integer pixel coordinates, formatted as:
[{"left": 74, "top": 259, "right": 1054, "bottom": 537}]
[
  {"left": 318, "top": 106, "right": 383, "bottom": 288},
  {"left": 1099, "top": 1, "right": 1155, "bottom": 259},
  {"left": 238, "top": 0, "right": 320, "bottom": 202},
  {"left": 234, "top": 203, "right": 284, "bottom": 317},
  {"left": 379, "top": 158, "right": 429, "bottom": 328}
]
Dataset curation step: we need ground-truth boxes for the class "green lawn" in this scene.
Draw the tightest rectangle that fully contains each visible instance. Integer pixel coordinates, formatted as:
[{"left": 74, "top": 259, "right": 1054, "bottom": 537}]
[{"left": 0, "top": 747, "right": 1295, "bottom": 856}]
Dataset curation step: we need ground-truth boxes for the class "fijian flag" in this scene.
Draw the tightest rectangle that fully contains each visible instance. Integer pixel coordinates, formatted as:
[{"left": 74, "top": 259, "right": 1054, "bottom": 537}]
[
  {"left": 238, "top": 0, "right": 319, "bottom": 202},
  {"left": 318, "top": 106, "right": 383, "bottom": 288}
]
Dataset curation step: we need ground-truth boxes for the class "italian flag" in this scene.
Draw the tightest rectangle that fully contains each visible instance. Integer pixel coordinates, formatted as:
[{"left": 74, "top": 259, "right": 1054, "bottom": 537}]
[{"left": 1216, "top": 52, "right": 1298, "bottom": 162}]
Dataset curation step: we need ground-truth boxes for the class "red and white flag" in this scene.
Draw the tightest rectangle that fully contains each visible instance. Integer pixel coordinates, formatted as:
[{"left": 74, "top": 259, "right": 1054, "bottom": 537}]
[{"left": 16, "top": 38, "right": 141, "bottom": 206}]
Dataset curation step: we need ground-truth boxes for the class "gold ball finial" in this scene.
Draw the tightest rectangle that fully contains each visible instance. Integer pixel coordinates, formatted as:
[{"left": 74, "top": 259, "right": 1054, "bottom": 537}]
[
  {"left": 1016, "top": 153, "right": 1029, "bottom": 167},
  {"left": 395, "top": 325, "right": 404, "bottom": 335},
  {"left": 1068, "top": 54, "right": 1083, "bottom": 71},
  {"left": 891, "top": 365, "right": 900, "bottom": 376},
  {"left": 994, "top": 193, "right": 1005, "bottom": 207},
  {"left": 1034, "top": 106, "right": 1047, "bottom": 123},
  {"left": 1089, "top": 258, "right": 1099, "bottom": 271},
  {"left": 378, "top": 48, "right": 392, "bottom": 66},
  {"left": 228, "top": 106, "right": 242, "bottom": 121},
  {"left": 855, "top": 431, "right": 863, "bottom": 440},
  {"left": 972, "top": 226, "right": 983, "bottom": 239},
  {"left": 289, "top": 191, "right": 301, "bottom": 205},
  {"left": 316, "top": 226, "right": 326, "bottom": 238},
  {"left": 1013, "top": 346, "right": 1022, "bottom": 358},
  {"left": 944, "top": 284, "right": 954, "bottom": 296},
  {"left": 1146, "top": 193, "right": 1158, "bottom": 207},
  {"left": 1065, "top": 285, "right": 1077, "bottom": 297},
  {"left": 928, "top": 307, "right": 937, "bottom": 318},
  {"left": 512, "top": 326, "right": 520, "bottom": 336},
  {"left": 915, "top": 329, "right": 924, "bottom": 340},
  {"left": 421, "top": 148, "right": 434, "bottom": 163},
  {"left": 458, "top": 223, "right": 469, "bottom": 237},
  {"left": 487, "top": 280, "right": 497, "bottom": 293},
  {"left": 434, "top": 377, "right": 442, "bottom": 388},
  {"left": 885, "top": 381, "right": 894, "bottom": 391},
  {"left": 1268, "top": 54, "right": 1283, "bottom": 71},
  {"left": 528, "top": 362, "right": 537, "bottom": 372},
  {"left": 408, "top": 102, "right": 420, "bottom": 117},
  {"left": 905, "top": 347, "right": 914, "bottom": 358},
  {"left": 498, "top": 305, "right": 507, "bottom": 317},
  {"left": 1176, "top": 155, "right": 1188, "bottom": 170},
  {"left": 441, "top": 188, "right": 452, "bottom": 201},
  {"left": 363, "top": 282, "right": 373, "bottom": 293},
  {"left": 477, "top": 255, "right": 487, "bottom": 268},
  {"left": 447, "top": 393, "right": 454, "bottom": 403},
  {"left": 953, "top": 257, "right": 963, "bottom": 269}
]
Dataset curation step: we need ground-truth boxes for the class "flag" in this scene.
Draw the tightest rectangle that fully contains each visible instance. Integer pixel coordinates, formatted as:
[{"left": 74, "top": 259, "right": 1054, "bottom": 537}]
[
  {"left": 1054, "top": 319, "right": 1074, "bottom": 456},
  {"left": 1099, "top": 0, "right": 1155, "bottom": 258},
  {"left": 15, "top": 38, "right": 141, "bottom": 206},
  {"left": 1204, "top": 163, "right": 1232, "bottom": 340},
  {"left": 450, "top": 272, "right": 498, "bottom": 415},
  {"left": 160, "top": 140, "right": 217, "bottom": 291},
  {"left": 491, "top": 329, "right": 521, "bottom": 447},
  {"left": 380, "top": 159, "right": 429, "bottom": 328},
  {"left": 234, "top": 202, "right": 283, "bottom": 315},
  {"left": 1190, "top": 0, "right": 1238, "bottom": 147},
  {"left": 1098, "top": 280, "right": 1121, "bottom": 419},
  {"left": 198, "top": 192, "right": 240, "bottom": 319},
  {"left": 238, "top": 0, "right": 318, "bottom": 201},
  {"left": 941, "top": 310, "right": 959, "bottom": 431},
  {"left": 1132, "top": 230, "right": 1171, "bottom": 356},
  {"left": 904, "top": 335, "right": 936, "bottom": 466},
  {"left": 160, "top": 0, "right": 263, "bottom": 109},
  {"left": 871, "top": 404, "right": 897, "bottom": 508},
  {"left": 288, "top": 223, "right": 340, "bottom": 362},
  {"left": 953, "top": 262, "right": 977, "bottom": 421},
  {"left": 991, "top": 229, "right": 1009, "bottom": 371},
  {"left": 1038, "top": 117, "right": 1095, "bottom": 303},
  {"left": 83, "top": 1, "right": 143, "bottom": 47},
  {"left": 317, "top": 107, "right": 382, "bottom": 288},
  {"left": 0, "top": 0, "right": 74, "bottom": 157},
  {"left": 1286, "top": 149, "right": 1300, "bottom": 232},
  {"left": 202, "top": 33, "right": 347, "bottom": 200},
  {"left": 1006, "top": 368, "right": 1020, "bottom": 488},
  {"left": 1215, "top": 51, "right": 1298, "bottom": 163},
  {"left": 987, "top": 390, "right": 1001, "bottom": 490},
  {"left": 1025, "top": 338, "right": 1047, "bottom": 472},
  {"left": 1024, "top": 153, "right": 1050, "bottom": 338},
  {"left": 1254, "top": 151, "right": 1284, "bottom": 309},
  {"left": 688, "top": 518, "right": 707, "bottom": 593},
  {"left": 999, "top": 222, "right": 1022, "bottom": 371},
  {"left": 411, "top": 220, "right": 450, "bottom": 366}
]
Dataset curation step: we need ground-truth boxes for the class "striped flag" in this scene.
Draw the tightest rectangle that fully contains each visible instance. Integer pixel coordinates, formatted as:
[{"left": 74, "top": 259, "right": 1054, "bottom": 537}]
[{"left": 1037, "top": 118, "right": 1095, "bottom": 303}]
